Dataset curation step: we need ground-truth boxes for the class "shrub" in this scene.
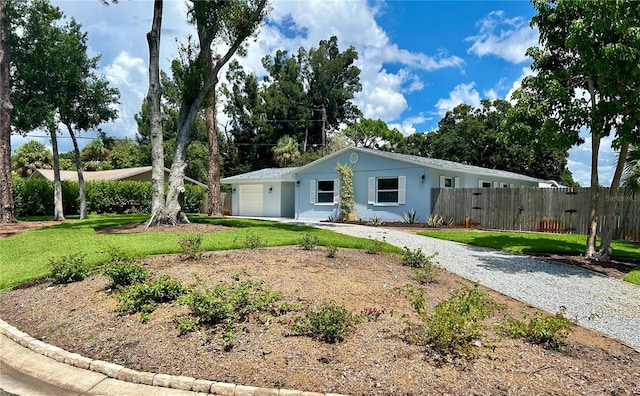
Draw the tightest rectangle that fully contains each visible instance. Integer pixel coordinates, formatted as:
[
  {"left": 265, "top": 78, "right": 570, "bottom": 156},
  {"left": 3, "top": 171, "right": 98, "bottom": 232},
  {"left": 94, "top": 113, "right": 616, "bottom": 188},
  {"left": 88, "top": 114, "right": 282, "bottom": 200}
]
[
  {"left": 326, "top": 245, "right": 338, "bottom": 258},
  {"left": 180, "top": 275, "right": 285, "bottom": 345},
  {"left": 116, "top": 275, "right": 189, "bottom": 322},
  {"left": 402, "top": 208, "right": 419, "bottom": 224},
  {"left": 368, "top": 215, "right": 383, "bottom": 226},
  {"left": 401, "top": 283, "right": 504, "bottom": 353},
  {"left": 299, "top": 233, "right": 320, "bottom": 250},
  {"left": 243, "top": 232, "right": 265, "bottom": 249},
  {"left": 12, "top": 176, "right": 79, "bottom": 217},
  {"left": 177, "top": 234, "right": 203, "bottom": 260},
  {"left": 413, "top": 266, "right": 437, "bottom": 284},
  {"left": 427, "top": 213, "right": 455, "bottom": 227},
  {"left": 101, "top": 247, "right": 150, "bottom": 289},
  {"left": 359, "top": 307, "right": 383, "bottom": 322},
  {"left": 49, "top": 253, "right": 89, "bottom": 284},
  {"left": 367, "top": 236, "right": 385, "bottom": 254},
  {"left": 501, "top": 307, "right": 576, "bottom": 350},
  {"left": 402, "top": 247, "right": 430, "bottom": 268},
  {"left": 288, "top": 301, "right": 357, "bottom": 343}
]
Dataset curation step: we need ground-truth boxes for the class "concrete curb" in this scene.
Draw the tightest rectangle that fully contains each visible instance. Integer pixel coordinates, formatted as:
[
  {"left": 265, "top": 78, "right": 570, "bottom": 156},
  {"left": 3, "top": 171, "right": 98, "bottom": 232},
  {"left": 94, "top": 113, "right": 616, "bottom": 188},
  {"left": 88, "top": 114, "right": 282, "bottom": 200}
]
[{"left": 0, "top": 318, "right": 347, "bottom": 396}]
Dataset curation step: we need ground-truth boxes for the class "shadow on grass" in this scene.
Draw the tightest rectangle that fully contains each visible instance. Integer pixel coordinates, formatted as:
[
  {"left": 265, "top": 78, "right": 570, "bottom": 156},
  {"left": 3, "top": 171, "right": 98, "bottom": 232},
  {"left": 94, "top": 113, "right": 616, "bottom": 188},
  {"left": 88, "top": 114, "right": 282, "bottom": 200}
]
[{"left": 466, "top": 234, "right": 586, "bottom": 255}]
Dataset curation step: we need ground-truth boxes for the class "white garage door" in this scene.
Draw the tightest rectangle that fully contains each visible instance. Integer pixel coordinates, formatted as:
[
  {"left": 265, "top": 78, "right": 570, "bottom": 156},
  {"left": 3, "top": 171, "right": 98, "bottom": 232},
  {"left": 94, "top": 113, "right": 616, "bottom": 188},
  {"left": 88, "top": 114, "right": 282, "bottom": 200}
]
[{"left": 239, "top": 184, "right": 263, "bottom": 217}]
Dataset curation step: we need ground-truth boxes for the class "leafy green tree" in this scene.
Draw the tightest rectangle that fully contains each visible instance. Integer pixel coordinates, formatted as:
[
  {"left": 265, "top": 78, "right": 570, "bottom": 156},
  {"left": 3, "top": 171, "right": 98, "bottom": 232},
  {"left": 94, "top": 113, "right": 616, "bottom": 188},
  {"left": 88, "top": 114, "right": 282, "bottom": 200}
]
[
  {"left": 0, "top": 0, "right": 14, "bottom": 222},
  {"left": 512, "top": 0, "right": 640, "bottom": 259},
  {"left": 272, "top": 135, "right": 300, "bottom": 167},
  {"left": 11, "top": 140, "right": 52, "bottom": 177},
  {"left": 342, "top": 118, "right": 404, "bottom": 150},
  {"left": 622, "top": 145, "right": 639, "bottom": 196}
]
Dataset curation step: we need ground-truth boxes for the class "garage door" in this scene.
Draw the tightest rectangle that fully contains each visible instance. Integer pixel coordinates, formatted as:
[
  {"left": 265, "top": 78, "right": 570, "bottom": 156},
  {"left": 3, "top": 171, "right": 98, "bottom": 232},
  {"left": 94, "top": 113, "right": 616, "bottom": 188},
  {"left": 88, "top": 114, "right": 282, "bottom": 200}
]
[{"left": 239, "top": 184, "right": 263, "bottom": 217}]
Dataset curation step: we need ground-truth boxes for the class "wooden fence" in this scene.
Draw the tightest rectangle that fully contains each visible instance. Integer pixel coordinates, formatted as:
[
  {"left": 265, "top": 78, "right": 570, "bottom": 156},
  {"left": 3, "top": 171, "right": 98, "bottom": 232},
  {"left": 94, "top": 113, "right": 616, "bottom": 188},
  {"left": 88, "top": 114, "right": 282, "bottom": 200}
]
[{"left": 431, "top": 187, "right": 640, "bottom": 242}]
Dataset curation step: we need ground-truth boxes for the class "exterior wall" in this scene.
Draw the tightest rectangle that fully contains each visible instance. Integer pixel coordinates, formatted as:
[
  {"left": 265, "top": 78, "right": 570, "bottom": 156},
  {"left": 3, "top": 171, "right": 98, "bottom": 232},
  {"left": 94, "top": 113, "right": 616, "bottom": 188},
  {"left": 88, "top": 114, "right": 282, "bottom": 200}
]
[
  {"left": 280, "top": 182, "right": 295, "bottom": 218},
  {"left": 296, "top": 150, "right": 431, "bottom": 222},
  {"left": 230, "top": 181, "right": 295, "bottom": 218},
  {"left": 427, "top": 169, "right": 539, "bottom": 189}
]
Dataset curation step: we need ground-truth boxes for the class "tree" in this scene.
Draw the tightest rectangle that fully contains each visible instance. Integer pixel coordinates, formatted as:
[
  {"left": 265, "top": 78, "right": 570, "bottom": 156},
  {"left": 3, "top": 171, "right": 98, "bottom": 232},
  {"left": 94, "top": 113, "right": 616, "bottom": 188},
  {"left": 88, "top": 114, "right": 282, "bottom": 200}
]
[
  {"left": 272, "top": 135, "right": 300, "bottom": 167},
  {"left": 343, "top": 118, "right": 404, "bottom": 150},
  {"left": 0, "top": 0, "right": 14, "bottom": 223},
  {"left": 11, "top": 140, "right": 52, "bottom": 177},
  {"left": 152, "top": 0, "right": 269, "bottom": 225},
  {"left": 513, "top": 0, "right": 640, "bottom": 260},
  {"left": 622, "top": 145, "right": 639, "bottom": 196}
]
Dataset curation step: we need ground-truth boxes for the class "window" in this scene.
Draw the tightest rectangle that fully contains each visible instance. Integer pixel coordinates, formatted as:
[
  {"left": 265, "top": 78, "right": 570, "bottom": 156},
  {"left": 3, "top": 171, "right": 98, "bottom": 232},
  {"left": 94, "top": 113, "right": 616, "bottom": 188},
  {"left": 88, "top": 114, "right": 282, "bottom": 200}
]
[
  {"left": 310, "top": 179, "right": 338, "bottom": 204},
  {"left": 317, "top": 180, "right": 335, "bottom": 203},
  {"left": 478, "top": 179, "right": 492, "bottom": 188},
  {"left": 368, "top": 176, "right": 406, "bottom": 205},
  {"left": 440, "top": 175, "right": 460, "bottom": 188}
]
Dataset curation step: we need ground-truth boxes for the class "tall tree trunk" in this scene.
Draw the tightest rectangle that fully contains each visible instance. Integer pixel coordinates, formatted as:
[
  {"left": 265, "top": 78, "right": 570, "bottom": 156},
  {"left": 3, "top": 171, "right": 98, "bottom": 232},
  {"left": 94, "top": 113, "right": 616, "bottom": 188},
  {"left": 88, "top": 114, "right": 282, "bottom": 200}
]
[
  {"left": 165, "top": 115, "right": 193, "bottom": 224},
  {"left": 49, "top": 121, "right": 64, "bottom": 221},
  {"left": 585, "top": 132, "right": 601, "bottom": 258},
  {"left": 146, "top": 0, "right": 165, "bottom": 226},
  {"left": 206, "top": 104, "right": 222, "bottom": 216},
  {"left": 0, "top": 0, "right": 15, "bottom": 223},
  {"left": 596, "top": 141, "right": 630, "bottom": 261},
  {"left": 66, "top": 124, "right": 87, "bottom": 219}
]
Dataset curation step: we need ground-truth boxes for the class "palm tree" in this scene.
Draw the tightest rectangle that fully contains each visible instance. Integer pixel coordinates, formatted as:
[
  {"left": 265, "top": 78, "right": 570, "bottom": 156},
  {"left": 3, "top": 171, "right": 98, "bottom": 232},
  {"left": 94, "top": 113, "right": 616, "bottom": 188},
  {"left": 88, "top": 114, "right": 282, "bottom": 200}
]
[
  {"left": 622, "top": 145, "right": 639, "bottom": 196},
  {"left": 272, "top": 135, "right": 300, "bottom": 167},
  {"left": 11, "top": 140, "right": 53, "bottom": 177}
]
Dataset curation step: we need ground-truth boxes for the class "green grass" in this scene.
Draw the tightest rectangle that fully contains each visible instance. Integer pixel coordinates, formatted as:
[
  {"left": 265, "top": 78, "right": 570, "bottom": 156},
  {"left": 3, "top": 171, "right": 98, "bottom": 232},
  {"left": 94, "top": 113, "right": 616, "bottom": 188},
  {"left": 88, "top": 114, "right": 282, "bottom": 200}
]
[
  {"left": 418, "top": 229, "right": 640, "bottom": 285},
  {"left": 1, "top": 214, "right": 400, "bottom": 290}
]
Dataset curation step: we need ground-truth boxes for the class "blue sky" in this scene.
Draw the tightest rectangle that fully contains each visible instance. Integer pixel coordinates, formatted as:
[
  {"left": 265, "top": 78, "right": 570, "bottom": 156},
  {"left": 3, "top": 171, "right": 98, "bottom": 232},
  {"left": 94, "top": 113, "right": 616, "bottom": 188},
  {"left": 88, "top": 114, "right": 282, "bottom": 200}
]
[{"left": 10, "top": 0, "right": 618, "bottom": 187}]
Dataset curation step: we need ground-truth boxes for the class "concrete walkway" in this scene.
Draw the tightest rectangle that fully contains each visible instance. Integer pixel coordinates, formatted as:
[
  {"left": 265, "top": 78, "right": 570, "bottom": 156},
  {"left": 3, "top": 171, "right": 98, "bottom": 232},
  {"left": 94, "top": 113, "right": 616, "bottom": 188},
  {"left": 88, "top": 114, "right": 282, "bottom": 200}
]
[{"left": 305, "top": 221, "right": 640, "bottom": 351}]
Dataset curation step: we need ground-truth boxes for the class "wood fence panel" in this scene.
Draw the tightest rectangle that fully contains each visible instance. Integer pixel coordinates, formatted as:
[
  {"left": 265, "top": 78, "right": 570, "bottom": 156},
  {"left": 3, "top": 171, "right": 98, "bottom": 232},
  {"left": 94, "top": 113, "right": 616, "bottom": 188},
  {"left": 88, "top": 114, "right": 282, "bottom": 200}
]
[{"left": 430, "top": 187, "right": 640, "bottom": 242}]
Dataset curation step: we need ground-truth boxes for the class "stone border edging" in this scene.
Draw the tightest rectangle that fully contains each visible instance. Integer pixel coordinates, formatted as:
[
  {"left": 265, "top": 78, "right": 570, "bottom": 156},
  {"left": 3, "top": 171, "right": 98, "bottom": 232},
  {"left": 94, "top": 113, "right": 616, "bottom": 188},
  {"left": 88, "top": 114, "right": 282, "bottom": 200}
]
[{"left": 0, "top": 318, "right": 348, "bottom": 396}]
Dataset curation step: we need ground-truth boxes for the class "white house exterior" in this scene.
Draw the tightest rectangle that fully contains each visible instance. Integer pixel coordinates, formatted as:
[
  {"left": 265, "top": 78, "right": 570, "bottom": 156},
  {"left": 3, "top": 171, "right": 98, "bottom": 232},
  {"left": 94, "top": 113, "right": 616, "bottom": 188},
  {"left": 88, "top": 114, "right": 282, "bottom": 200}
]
[{"left": 222, "top": 147, "right": 555, "bottom": 221}]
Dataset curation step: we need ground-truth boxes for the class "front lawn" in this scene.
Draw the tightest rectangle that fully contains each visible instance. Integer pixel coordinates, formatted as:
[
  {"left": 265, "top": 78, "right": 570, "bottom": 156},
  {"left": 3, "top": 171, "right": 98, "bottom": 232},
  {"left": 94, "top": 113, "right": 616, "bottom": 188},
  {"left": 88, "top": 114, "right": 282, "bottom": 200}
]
[
  {"left": 417, "top": 229, "right": 640, "bottom": 285},
  {"left": 0, "top": 214, "right": 400, "bottom": 290}
]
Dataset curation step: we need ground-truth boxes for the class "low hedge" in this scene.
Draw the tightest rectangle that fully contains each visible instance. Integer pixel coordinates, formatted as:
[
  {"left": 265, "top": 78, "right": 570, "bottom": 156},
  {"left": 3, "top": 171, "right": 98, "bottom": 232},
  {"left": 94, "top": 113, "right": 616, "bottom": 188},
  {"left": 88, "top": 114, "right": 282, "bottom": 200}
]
[{"left": 12, "top": 176, "right": 206, "bottom": 217}]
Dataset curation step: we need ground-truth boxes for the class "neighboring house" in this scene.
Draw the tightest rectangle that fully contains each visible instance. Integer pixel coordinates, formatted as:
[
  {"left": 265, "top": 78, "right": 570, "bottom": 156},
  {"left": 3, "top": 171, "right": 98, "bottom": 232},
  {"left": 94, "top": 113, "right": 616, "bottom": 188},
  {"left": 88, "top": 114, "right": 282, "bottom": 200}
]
[
  {"left": 32, "top": 166, "right": 207, "bottom": 188},
  {"left": 222, "top": 147, "right": 559, "bottom": 222}
]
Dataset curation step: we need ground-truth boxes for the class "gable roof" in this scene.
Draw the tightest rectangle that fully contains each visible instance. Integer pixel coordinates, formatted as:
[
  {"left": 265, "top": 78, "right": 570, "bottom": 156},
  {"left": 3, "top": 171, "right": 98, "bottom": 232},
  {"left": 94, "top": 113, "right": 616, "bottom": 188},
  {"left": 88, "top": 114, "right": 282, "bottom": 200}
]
[
  {"left": 221, "top": 167, "right": 297, "bottom": 183},
  {"left": 295, "top": 147, "right": 553, "bottom": 184},
  {"left": 33, "top": 166, "right": 207, "bottom": 188}
]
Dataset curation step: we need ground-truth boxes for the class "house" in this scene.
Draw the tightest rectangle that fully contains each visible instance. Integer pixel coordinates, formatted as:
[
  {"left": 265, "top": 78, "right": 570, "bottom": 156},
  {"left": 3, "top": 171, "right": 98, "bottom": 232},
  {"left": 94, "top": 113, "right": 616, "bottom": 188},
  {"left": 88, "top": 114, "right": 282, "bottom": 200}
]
[
  {"left": 221, "top": 147, "right": 558, "bottom": 222},
  {"left": 32, "top": 166, "right": 207, "bottom": 188}
]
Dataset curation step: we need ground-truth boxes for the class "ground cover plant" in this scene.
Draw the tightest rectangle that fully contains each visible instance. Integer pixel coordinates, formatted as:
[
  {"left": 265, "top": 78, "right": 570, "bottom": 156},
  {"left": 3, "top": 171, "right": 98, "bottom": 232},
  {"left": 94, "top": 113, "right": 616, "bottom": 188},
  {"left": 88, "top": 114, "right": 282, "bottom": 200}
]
[
  {"left": 0, "top": 214, "right": 399, "bottom": 289},
  {"left": 1, "top": 236, "right": 639, "bottom": 395}
]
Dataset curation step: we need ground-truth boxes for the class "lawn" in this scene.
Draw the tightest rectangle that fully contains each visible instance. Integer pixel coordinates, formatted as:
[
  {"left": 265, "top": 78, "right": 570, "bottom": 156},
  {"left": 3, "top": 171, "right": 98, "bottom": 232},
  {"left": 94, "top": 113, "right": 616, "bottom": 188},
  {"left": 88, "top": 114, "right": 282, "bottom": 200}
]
[
  {"left": 0, "top": 214, "right": 400, "bottom": 290},
  {"left": 418, "top": 229, "right": 640, "bottom": 285}
]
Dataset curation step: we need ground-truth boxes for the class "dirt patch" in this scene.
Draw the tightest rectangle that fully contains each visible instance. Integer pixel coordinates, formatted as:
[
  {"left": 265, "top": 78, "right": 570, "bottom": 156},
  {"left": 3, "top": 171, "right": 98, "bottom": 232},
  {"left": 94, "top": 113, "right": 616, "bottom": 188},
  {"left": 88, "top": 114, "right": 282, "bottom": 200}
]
[{"left": 0, "top": 220, "right": 61, "bottom": 239}]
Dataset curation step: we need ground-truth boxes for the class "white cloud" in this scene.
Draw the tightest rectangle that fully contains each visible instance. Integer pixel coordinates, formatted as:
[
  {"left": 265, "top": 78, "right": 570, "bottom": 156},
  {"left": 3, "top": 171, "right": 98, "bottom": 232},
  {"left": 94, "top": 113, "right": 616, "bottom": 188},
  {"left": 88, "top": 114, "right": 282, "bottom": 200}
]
[
  {"left": 436, "top": 83, "right": 482, "bottom": 115},
  {"left": 466, "top": 10, "right": 538, "bottom": 64},
  {"left": 389, "top": 114, "right": 430, "bottom": 136}
]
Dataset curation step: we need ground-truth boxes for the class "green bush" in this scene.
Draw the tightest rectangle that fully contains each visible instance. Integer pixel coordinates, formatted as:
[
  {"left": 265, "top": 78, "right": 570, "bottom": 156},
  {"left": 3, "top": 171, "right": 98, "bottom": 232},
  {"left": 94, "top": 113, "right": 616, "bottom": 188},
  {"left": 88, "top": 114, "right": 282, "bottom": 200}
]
[
  {"left": 49, "top": 253, "right": 89, "bottom": 284},
  {"left": 401, "top": 283, "right": 504, "bottom": 353},
  {"left": 326, "top": 245, "right": 338, "bottom": 258},
  {"left": 101, "top": 247, "right": 150, "bottom": 289},
  {"left": 242, "top": 232, "right": 265, "bottom": 249},
  {"left": 402, "top": 247, "right": 431, "bottom": 268},
  {"left": 116, "top": 275, "right": 189, "bottom": 322},
  {"left": 288, "top": 301, "right": 357, "bottom": 343},
  {"left": 501, "top": 307, "right": 576, "bottom": 350},
  {"left": 180, "top": 275, "right": 285, "bottom": 345},
  {"left": 367, "top": 236, "right": 385, "bottom": 254},
  {"left": 12, "top": 176, "right": 79, "bottom": 216},
  {"left": 299, "top": 233, "right": 320, "bottom": 250},
  {"left": 177, "top": 234, "right": 203, "bottom": 260}
]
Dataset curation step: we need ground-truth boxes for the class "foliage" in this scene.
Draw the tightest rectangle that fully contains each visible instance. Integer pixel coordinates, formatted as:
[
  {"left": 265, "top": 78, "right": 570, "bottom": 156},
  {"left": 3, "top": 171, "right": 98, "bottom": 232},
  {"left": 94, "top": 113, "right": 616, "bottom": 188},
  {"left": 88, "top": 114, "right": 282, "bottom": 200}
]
[
  {"left": 11, "top": 140, "right": 53, "bottom": 178},
  {"left": 101, "top": 247, "right": 150, "bottom": 289},
  {"left": 426, "top": 214, "right": 454, "bottom": 228},
  {"left": 177, "top": 234, "right": 203, "bottom": 260},
  {"left": 623, "top": 145, "right": 640, "bottom": 196},
  {"left": 623, "top": 266, "right": 640, "bottom": 286},
  {"left": 180, "top": 275, "right": 285, "bottom": 345},
  {"left": 402, "top": 208, "right": 419, "bottom": 224},
  {"left": 359, "top": 307, "right": 383, "bottom": 322},
  {"left": 368, "top": 215, "right": 383, "bottom": 226},
  {"left": 325, "top": 245, "right": 338, "bottom": 258},
  {"left": 501, "top": 307, "right": 576, "bottom": 350},
  {"left": 367, "top": 236, "right": 385, "bottom": 255},
  {"left": 116, "top": 275, "right": 189, "bottom": 322},
  {"left": 288, "top": 301, "right": 357, "bottom": 343},
  {"left": 49, "top": 253, "right": 88, "bottom": 284},
  {"left": 299, "top": 233, "right": 320, "bottom": 250},
  {"left": 336, "top": 163, "right": 355, "bottom": 216},
  {"left": 400, "top": 284, "right": 504, "bottom": 353},
  {"left": 413, "top": 265, "right": 437, "bottom": 285},
  {"left": 242, "top": 231, "right": 266, "bottom": 249},
  {"left": 12, "top": 176, "right": 78, "bottom": 217},
  {"left": 272, "top": 135, "right": 300, "bottom": 167},
  {"left": 343, "top": 118, "right": 404, "bottom": 150}
]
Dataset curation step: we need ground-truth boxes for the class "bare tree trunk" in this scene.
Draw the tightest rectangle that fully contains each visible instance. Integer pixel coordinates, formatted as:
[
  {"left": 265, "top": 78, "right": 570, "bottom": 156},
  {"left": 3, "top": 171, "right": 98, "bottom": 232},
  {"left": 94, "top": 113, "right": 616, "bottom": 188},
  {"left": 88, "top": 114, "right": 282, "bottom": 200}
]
[
  {"left": 585, "top": 131, "right": 602, "bottom": 258},
  {"left": 146, "top": 0, "right": 165, "bottom": 226},
  {"left": 49, "top": 121, "right": 64, "bottom": 221},
  {"left": 165, "top": 116, "right": 193, "bottom": 224},
  {"left": 66, "top": 124, "right": 87, "bottom": 219},
  {"left": 206, "top": 104, "right": 222, "bottom": 216},
  {"left": 0, "top": 0, "right": 15, "bottom": 223},
  {"left": 596, "top": 141, "right": 629, "bottom": 262}
]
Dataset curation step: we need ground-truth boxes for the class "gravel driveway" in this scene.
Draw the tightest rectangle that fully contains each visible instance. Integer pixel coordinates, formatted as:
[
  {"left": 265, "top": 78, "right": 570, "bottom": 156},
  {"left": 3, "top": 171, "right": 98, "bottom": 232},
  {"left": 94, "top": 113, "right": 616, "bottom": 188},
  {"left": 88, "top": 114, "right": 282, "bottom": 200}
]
[{"left": 297, "top": 221, "right": 640, "bottom": 351}]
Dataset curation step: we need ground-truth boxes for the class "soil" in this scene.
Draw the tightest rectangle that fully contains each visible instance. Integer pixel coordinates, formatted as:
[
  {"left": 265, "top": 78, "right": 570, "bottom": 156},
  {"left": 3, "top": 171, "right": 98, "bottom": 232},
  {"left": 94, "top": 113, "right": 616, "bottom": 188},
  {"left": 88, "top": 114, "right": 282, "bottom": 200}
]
[{"left": 1, "top": 221, "right": 640, "bottom": 395}]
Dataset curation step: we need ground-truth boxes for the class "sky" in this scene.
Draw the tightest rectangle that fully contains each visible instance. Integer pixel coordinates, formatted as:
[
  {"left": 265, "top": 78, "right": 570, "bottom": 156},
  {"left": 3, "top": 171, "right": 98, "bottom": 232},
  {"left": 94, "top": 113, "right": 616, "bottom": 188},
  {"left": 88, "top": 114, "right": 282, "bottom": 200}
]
[{"left": 10, "top": 0, "right": 620, "bottom": 187}]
